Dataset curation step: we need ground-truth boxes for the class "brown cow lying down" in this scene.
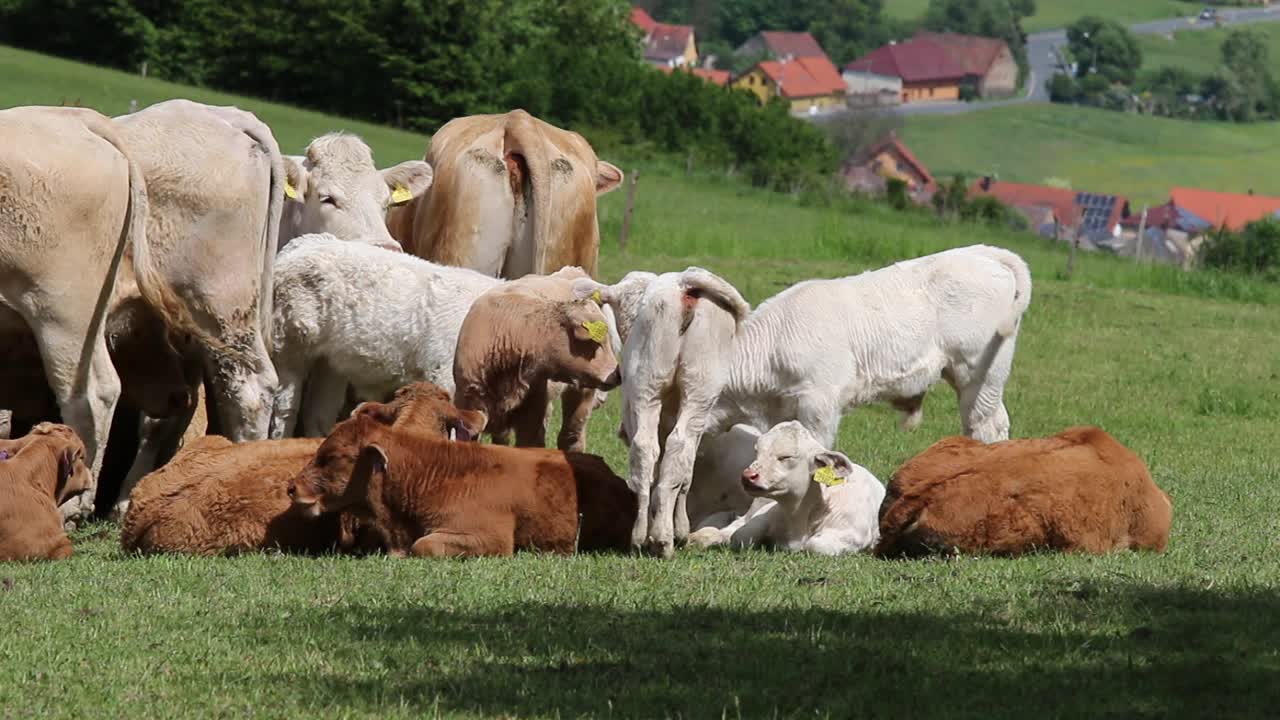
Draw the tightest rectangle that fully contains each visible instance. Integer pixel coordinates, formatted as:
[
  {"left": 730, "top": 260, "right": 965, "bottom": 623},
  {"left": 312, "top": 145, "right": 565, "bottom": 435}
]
[
  {"left": 288, "top": 414, "right": 636, "bottom": 557},
  {"left": 121, "top": 382, "right": 482, "bottom": 556},
  {"left": 0, "top": 423, "right": 92, "bottom": 561},
  {"left": 876, "top": 426, "right": 1173, "bottom": 558}
]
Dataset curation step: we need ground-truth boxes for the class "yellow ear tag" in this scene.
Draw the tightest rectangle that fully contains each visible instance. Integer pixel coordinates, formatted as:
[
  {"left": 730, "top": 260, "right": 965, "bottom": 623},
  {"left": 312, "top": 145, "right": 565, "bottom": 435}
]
[
  {"left": 284, "top": 180, "right": 299, "bottom": 200},
  {"left": 583, "top": 320, "right": 608, "bottom": 344},
  {"left": 590, "top": 290, "right": 603, "bottom": 305},
  {"left": 814, "top": 466, "right": 844, "bottom": 487},
  {"left": 390, "top": 185, "right": 413, "bottom": 204}
]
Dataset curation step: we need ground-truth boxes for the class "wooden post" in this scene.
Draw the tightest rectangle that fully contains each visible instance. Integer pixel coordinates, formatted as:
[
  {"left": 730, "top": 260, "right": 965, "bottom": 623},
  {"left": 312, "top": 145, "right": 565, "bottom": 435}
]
[
  {"left": 618, "top": 170, "right": 639, "bottom": 251},
  {"left": 1134, "top": 205, "right": 1148, "bottom": 262},
  {"left": 1065, "top": 206, "right": 1083, "bottom": 280}
]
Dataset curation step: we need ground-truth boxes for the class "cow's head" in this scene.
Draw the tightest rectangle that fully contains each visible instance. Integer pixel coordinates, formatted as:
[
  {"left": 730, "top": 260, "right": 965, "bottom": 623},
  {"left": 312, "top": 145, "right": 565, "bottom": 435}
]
[
  {"left": 572, "top": 271, "right": 656, "bottom": 347},
  {"left": 288, "top": 415, "right": 387, "bottom": 517},
  {"left": 551, "top": 297, "right": 621, "bottom": 391},
  {"left": 28, "top": 423, "right": 92, "bottom": 505},
  {"left": 282, "top": 133, "right": 433, "bottom": 251},
  {"left": 740, "top": 421, "right": 857, "bottom": 501},
  {"left": 350, "top": 382, "right": 487, "bottom": 441}
]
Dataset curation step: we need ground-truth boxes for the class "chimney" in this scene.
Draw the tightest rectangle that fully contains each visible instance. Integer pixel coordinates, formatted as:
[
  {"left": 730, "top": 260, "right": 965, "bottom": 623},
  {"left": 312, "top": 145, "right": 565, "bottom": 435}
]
[
  {"left": 980, "top": 176, "right": 992, "bottom": 191},
  {"left": 1248, "top": 188, "right": 1255, "bottom": 195}
]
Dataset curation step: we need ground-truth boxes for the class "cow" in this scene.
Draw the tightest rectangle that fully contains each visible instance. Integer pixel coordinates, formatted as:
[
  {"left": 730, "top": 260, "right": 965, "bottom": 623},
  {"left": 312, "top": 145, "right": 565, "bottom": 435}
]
[
  {"left": 269, "top": 234, "right": 505, "bottom": 438},
  {"left": 706, "top": 245, "right": 1032, "bottom": 448},
  {"left": 571, "top": 268, "right": 750, "bottom": 557},
  {"left": 452, "top": 267, "right": 621, "bottom": 453},
  {"left": 0, "top": 106, "right": 147, "bottom": 521},
  {"left": 120, "top": 382, "right": 479, "bottom": 556},
  {"left": 687, "top": 421, "right": 884, "bottom": 556},
  {"left": 875, "top": 427, "right": 1173, "bottom": 557},
  {"left": 287, "top": 414, "right": 636, "bottom": 557},
  {"left": 387, "top": 109, "right": 623, "bottom": 278},
  {"left": 0, "top": 423, "right": 92, "bottom": 561},
  {"left": 280, "top": 133, "right": 434, "bottom": 251}
]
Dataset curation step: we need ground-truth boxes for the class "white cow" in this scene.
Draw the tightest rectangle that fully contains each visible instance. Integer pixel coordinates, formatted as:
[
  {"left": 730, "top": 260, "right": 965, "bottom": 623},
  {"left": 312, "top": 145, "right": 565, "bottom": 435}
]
[
  {"left": 573, "top": 268, "right": 750, "bottom": 558},
  {"left": 708, "top": 244, "right": 1032, "bottom": 448},
  {"left": 688, "top": 421, "right": 884, "bottom": 556},
  {"left": 269, "top": 234, "right": 503, "bottom": 438},
  {"left": 281, "top": 133, "right": 433, "bottom": 251}
]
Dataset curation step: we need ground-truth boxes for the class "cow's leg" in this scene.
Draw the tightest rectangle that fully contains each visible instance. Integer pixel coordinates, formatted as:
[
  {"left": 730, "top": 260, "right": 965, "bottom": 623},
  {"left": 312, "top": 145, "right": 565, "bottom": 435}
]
[
  {"left": 111, "top": 399, "right": 198, "bottom": 519},
  {"left": 556, "top": 385, "right": 597, "bottom": 453},
  {"left": 511, "top": 384, "right": 550, "bottom": 448},
  {"left": 648, "top": 396, "right": 712, "bottom": 558},
  {"left": 411, "top": 527, "right": 514, "bottom": 558},
  {"left": 299, "top": 362, "right": 350, "bottom": 438},
  {"left": 951, "top": 338, "right": 1016, "bottom": 443},
  {"left": 796, "top": 395, "right": 841, "bottom": 449},
  {"left": 269, "top": 356, "right": 309, "bottom": 439},
  {"left": 0, "top": 409, "right": 10, "bottom": 439},
  {"left": 206, "top": 333, "right": 277, "bottom": 443},
  {"left": 626, "top": 396, "right": 662, "bottom": 555}
]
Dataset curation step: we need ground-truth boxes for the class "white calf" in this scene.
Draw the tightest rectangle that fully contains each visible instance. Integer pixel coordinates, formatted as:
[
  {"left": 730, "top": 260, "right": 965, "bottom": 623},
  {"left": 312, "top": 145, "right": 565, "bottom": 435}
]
[
  {"left": 574, "top": 267, "right": 750, "bottom": 558},
  {"left": 709, "top": 244, "right": 1032, "bottom": 447},
  {"left": 688, "top": 421, "right": 884, "bottom": 556},
  {"left": 269, "top": 234, "right": 501, "bottom": 438}
]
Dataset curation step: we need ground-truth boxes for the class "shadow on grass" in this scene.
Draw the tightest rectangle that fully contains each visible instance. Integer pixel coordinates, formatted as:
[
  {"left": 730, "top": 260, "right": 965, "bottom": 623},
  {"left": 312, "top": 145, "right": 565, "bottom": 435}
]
[{"left": 248, "top": 579, "right": 1280, "bottom": 718}]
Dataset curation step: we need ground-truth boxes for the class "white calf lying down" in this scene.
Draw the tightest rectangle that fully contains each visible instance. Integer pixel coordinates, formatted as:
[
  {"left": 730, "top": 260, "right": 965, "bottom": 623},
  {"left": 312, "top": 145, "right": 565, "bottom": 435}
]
[
  {"left": 709, "top": 244, "right": 1032, "bottom": 446},
  {"left": 574, "top": 267, "right": 750, "bottom": 558},
  {"left": 688, "top": 421, "right": 884, "bottom": 556},
  {"left": 269, "top": 234, "right": 502, "bottom": 437}
]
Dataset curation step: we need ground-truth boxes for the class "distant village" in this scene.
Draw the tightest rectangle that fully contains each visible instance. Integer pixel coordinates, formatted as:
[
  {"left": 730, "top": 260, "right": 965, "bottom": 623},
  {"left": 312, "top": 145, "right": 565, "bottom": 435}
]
[{"left": 631, "top": 6, "right": 1280, "bottom": 268}]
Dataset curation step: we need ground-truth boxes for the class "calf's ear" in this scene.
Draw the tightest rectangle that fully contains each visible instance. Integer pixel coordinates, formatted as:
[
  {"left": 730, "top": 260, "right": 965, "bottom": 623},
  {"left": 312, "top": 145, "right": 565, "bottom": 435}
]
[
  {"left": 595, "top": 161, "right": 623, "bottom": 194},
  {"left": 812, "top": 451, "right": 855, "bottom": 486},
  {"left": 349, "top": 443, "right": 389, "bottom": 500},
  {"left": 383, "top": 161, "right": 434, "bottom": 205},
  {"left": 351, "top": 401, "right": 397, "bottom": 426},
  {"left": 455, "top": 409, "right": 488, "bottom": 440},
  {"left": 283, "top": 156, "right": 308, "bottom": 201},
  {"left": 572, "top": 278, "right": 612, "bottom": 305}
]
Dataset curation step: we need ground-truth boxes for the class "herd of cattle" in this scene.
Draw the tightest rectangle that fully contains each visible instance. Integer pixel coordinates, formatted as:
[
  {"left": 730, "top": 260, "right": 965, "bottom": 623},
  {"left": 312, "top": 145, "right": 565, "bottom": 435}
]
[{"left": 0, "top": 100, "right": 1173, "bottom": 563}]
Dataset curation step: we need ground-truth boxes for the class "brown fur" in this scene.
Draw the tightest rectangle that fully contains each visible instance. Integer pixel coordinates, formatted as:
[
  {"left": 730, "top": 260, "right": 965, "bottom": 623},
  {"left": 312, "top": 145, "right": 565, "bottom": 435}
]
[
  {"left": 351, "top": 382, "right": 486, "bottom": 440},
  {"left": 0, "top": 424, "right": 92, "bottom": 561},
  {"left": 876, "top": 427, "right": 1173, "bottom": 558},
  {"left": 289, "top": 415, "right": 636, "bottom": 558},
  {"left": 452, "top": 269, "right": 618, "bottom": 452},
  {"left": 120, "top": 383, "right": 469, "bottom": 556}
]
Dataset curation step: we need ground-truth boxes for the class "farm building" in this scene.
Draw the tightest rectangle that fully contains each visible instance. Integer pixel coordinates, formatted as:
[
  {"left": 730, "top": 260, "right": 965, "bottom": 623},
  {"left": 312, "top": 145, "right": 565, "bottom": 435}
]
[
  {"left": 969, "top": 178, "right": 1131, "bottom": 246},
  {"left": 734, "top": 31, "right": 830, "bottom": 62},
  {"left": 845, "top": 32, "right": 1016, "bottom": 103},
  {"left": 843, "top": 134, "right": 937, "bottom": 203},
  {"left": 734, "top": 56, "right": 847, "bottom": 114},
  {"left": 630, "top": 7, "right": 697, "bottom": 68},
  {"left": 1168, "top": 187, "right": 1280, "bottom": 231}
]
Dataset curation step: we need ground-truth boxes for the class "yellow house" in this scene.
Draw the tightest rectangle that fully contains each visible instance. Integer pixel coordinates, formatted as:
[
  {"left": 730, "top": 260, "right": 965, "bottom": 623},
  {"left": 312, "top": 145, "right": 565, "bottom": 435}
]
[{"left": 733, "top": 57, "right": 847, "bottom": 113}]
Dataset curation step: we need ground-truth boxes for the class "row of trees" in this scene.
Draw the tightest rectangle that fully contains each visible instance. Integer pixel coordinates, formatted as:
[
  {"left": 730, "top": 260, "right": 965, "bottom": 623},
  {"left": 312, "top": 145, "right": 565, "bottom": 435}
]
[
  {"left": 1202, "top": 219, "right": 1280, "bottom": 280},
  {"left": 0, "top": 0, "right": 838, "bottom": 189},
  {"left": 1048, "top": 18, "right": 1280, "bottom": 122}
]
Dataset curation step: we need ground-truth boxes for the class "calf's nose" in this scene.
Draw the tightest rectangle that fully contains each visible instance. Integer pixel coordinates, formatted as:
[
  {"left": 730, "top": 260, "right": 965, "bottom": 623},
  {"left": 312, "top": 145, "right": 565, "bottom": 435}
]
[
  {"left": 601, "top": 367, "right": 622, "bottom": 390},
  {"left": 286, "top": 484, "right": 296, "bottom": 500},
  {"left": 742, "top": 468, "right": 760, "bottom": 482}
]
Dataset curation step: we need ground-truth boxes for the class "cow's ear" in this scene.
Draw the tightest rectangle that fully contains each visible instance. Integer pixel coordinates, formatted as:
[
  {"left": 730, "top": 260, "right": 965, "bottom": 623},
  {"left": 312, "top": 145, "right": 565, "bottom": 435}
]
[
  {"left": 283, "top": 156, "right": 308, "bottom": 202},
  {"left": 595, "top": 161, "right": 623, "bottom": 195},
  {"left": 812, "top": 451, "right": 854, "bottom": 486},
  {"left": 383, "top": 161, "right": 434, "bottom": 205},
  {"left": 351, "top": 401, "right": 397, "bottom": 426},
  {"left": 361, "top": 443, "right": 388, "bottom": 476},
  {"left": 572, "top": 277, "right": 612, "bottom": 305}
]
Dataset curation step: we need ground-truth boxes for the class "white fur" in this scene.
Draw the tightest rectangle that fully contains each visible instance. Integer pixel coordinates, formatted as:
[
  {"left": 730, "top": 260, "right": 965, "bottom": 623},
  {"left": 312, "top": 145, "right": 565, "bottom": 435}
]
[
  {"left": 709, "top": 244, "right": 1032, "bottom": 448},
  {"left": 688, "top": 421, "right": 884, "bottom": 556},
  {"left": 574, "top": 267, "right": 750, "bottom": 557},
  {"left": 269, "top": 234, "right": 501, "bottom": 438}
]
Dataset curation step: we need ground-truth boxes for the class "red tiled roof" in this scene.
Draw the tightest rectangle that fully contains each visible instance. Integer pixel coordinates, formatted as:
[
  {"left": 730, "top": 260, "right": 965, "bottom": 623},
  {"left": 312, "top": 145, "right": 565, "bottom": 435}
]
[
  {"left": 629, "top": 7, "right": 657, "bottom": 33},
  {"left": 970, "top": 179, "right": 1130, "bottom": 237},
  {"left": 759, "top": 31, "right": 827, "bottom": 60},
  {"left": 846, "top": 38, "right": 968, "bottom": 84},
  {"left": 1119, "top": 201, "right": 1178, "bottom": 228},
  {"left": 913, "top": 32, "right": 1008, "bottom": 76},
  {"left": 1169, "top": 186, "right": 1280, "bottom": 231},
  {"left": 875, "top": 136, "right": 936, "bottom": 192},
  {"left": 644, "top": 23, "right": 694, "bottom": 63},
  {"left": 756, "top": 56, "right": 846, "bottom": 99}
]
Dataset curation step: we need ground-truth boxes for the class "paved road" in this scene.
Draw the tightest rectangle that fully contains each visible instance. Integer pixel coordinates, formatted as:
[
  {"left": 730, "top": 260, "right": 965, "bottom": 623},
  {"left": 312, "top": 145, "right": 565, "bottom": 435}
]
[{"left": 888, "top": 5, "right": 1280, "bottom": 117}]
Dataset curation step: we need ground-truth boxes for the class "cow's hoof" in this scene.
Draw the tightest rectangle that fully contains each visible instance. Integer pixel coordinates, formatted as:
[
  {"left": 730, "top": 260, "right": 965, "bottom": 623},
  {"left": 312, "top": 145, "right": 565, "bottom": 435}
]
[
  {"left": 646, "top": 538, "right": 675, "bottom": 559},
  {"left": 110, "top": 501, "right": 131, "bottom": 523}
]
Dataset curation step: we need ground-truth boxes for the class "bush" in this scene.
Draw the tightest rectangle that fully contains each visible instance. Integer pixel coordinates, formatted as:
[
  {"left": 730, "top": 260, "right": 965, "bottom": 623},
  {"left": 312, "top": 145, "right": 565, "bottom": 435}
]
[
  {"left": 1047, "top": 73, "right": 1079, "bottom": 102},
  {"left": 1200, "top": 219, "right": 1280, "bottom": 280}
]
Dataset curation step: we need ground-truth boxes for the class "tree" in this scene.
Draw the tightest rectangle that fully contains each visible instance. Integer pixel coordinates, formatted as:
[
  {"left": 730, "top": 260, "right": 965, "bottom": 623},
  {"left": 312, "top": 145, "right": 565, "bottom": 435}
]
[
  {"left": 1211, "top": 28, "right": 1278, "bottom": 121},
  {"left": 1066, "top": 16, "right": 1142, "bottom": 85}
]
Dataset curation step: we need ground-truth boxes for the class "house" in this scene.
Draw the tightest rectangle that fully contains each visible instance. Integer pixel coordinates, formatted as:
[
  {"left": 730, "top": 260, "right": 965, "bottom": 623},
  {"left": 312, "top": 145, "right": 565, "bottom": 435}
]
[
  {"left": 658, "top": 64, "right": 731, "bottom": 87},
  {"left": 845, "top": 33, "right": 1016, "bottom": 103},
  {"left": 969, "top": 178, "right": 1131, "bottom": 245},
  {"left": 630, "top": 7, "right": 697, "bottom": 68},
  {"left": 1168, "top": 187, "right": 1280, "bottom": 231},
  {"left": 733, "top": 56, "right": 847, "bottom": 114},
  {"left": 735, "top": 31, "right": 829, "bottom": 62},
  {"left": 843, "top": 134, "right": 936, "bottom": 203}
]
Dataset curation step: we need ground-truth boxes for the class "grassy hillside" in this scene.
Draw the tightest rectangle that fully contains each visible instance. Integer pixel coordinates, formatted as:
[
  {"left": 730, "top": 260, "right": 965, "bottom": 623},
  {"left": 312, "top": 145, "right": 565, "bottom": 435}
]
[
  {"left": 902, "top": 103, "right": 1280, "bottom": 206},
  {"left": 3, "top": 44, "right": 1280, "bottom": 719},
  {"left": 1139, "top": 22, "right": 1280, "bottom": 75},
  {"left": 883, "top": 0, "right": 1199, "bottom": 32}
]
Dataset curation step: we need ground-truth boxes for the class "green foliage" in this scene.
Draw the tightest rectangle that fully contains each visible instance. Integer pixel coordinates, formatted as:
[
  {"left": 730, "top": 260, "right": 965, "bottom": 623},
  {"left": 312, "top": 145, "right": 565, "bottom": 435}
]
[
  {"left": 1201, "top": 219, "right": 1280, "bottom": 280},
  {"left": 1046, "top": 73, "right": 1080, "bottom": 102},
  {"left": 1066, "top": 16, "right": 1143, "bottom": 85}
]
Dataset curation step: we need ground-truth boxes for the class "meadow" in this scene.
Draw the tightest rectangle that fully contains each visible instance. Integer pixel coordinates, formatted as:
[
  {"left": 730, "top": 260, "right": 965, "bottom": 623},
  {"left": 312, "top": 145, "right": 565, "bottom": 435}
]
[
  {"left": 902, "top": 103, "right": 1280, "bottom": 206},
  {"left": 1138, "top": 21, "right": 1280, "bottom": 75},
  {"left": 3, "top": 44, "right": 1280, "bottom": 719},
  {"left": 882, "top": 0, "right": 1200, "bottom": 32}
]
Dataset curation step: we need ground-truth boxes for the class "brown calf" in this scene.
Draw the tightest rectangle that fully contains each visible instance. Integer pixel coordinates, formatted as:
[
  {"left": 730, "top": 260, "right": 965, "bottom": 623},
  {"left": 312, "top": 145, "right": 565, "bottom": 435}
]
[
  {"left": 876, "top": 426, "right": 1173, "bottom": 558},
  {"left": 120, "top": 382, "right": 471, "bottom": 556},
  {"left": 288, "top": 414, "right": 635, "bottom": 557},
  {"left": 0, "top": 423, "right": 92, "bottom": 561}
]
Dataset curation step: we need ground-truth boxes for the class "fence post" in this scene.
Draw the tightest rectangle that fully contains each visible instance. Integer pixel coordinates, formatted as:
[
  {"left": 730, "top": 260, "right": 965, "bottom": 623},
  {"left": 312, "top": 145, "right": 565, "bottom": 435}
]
[
  {"left": 1065, "top": 206, "right": 1083, "bottom": 280},
  {"left": 1134, "top": 205, "right": 1148, "bottom": 262},
  {"left": 618, "top": 169, "right": 639, "bottom": 251}
]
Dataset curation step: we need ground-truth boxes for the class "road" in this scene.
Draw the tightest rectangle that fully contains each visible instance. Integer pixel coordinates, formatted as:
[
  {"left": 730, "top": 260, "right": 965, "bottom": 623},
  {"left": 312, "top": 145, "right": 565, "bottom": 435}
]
[{"left": 887, "top": 5, "right": 1280, "bottom": 117}]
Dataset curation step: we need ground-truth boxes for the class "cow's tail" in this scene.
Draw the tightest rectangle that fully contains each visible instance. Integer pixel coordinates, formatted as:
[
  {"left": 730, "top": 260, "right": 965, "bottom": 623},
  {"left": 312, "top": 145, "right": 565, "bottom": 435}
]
[
  {"left": 679, "top": 267, "right": 752, "bottom": 328},
  {"left": 504, "top": 110, "right": 554, "bottom": 274},
  {"left": 977, "top": 246, "right": 1032, "bottom": 337}
]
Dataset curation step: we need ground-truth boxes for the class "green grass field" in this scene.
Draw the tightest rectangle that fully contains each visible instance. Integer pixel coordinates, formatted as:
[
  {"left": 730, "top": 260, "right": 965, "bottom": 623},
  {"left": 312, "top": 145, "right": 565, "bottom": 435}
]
[
  {"left": 3, "top": 44, "right": 1280, "bottom": 718},
  {"left": 883, "top": 0, "right": 1199, "bottom": 32},
  {"left": 902, "top": 103, "right": 1280, "bottom": 206},
  {"left": 1139, "top": 21, "right": 1280, "bottom": 75}
]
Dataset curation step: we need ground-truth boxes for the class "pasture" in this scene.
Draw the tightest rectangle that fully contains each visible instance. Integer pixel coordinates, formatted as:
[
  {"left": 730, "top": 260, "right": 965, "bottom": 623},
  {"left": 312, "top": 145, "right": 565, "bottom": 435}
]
[
  {"left": 3, "top": 44, "right": 1280, "bottom": 718},
  {"left": 1138, "top": 22, "right": 1280, "bottom": 76},
  {"left": 902, "top": 103, "right": 1280, "bottom": 206},
  {"left": 882, "top": 0, "right": 1199, "bottom": 32}
]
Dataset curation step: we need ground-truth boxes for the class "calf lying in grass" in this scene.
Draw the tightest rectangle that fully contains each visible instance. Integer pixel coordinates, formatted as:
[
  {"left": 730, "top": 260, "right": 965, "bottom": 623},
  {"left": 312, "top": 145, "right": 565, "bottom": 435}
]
[
  {"left": 121, "top": 382, "right": 482, "bottom": 556},
  {"left": 288, "top": 414, "right": 636, "bottom": 558},
  {"left": 875, "top": 427, "right": 1173, "bottom": 557},
  {"left": 0, "top": 423, "right": 91, "bottom": 561},
  {"left": 688, "top": 421, "right": 884, "bottom": 556}
]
